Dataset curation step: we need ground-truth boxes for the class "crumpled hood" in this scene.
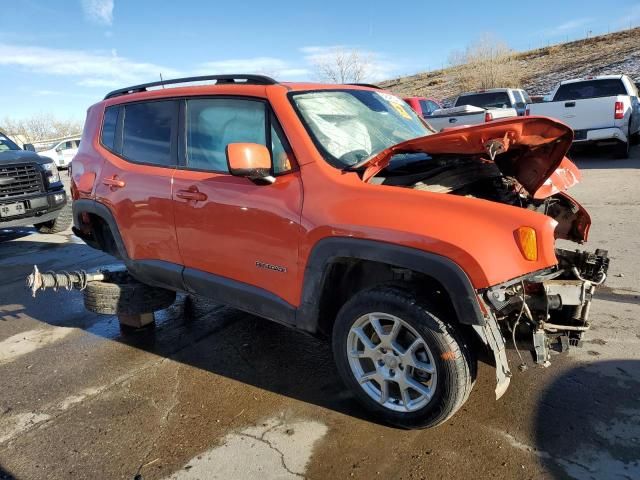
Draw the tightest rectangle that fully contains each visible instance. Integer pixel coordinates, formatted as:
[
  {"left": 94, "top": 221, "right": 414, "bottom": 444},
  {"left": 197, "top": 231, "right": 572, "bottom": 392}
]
[{"left": 362, "top": 116, "right": 579, "bottom": 198}]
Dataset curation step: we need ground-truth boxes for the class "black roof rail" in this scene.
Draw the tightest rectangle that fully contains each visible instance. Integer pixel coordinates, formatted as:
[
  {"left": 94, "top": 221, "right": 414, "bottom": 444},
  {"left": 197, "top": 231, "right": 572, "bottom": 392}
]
[
  {"left": 104, "top": 74, "right": 278, "bottom": 100},
  {"left": 346, "top": 83, "right": 382, "bottom": 89}
]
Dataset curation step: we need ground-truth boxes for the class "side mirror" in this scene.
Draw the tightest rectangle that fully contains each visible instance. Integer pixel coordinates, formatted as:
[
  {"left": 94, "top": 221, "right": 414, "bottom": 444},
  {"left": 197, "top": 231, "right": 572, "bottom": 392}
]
[
  {"left": 23, "top": 143, "right": 35, "bottom": 152},
  {"left": 226, "top": 143, "right": 274, "bottom": 184}
]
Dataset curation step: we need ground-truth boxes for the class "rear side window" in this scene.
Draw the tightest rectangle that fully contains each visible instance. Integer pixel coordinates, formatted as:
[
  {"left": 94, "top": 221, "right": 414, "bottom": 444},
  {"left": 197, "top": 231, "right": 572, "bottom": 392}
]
[
  {"left": 512, "top": 90, "right": 524, "bottom": 104},
  {"left": 455, "top": 92, "right": 511, "bottom": 109},
  {"left": 554, "top": 79, "right": 627, "bottom": 101},
  {"left": 101, "top": 106, "right": 119, "bottom": 151},
  {"left": 122, "top": 101, "right": 175, "bottom": 166}
]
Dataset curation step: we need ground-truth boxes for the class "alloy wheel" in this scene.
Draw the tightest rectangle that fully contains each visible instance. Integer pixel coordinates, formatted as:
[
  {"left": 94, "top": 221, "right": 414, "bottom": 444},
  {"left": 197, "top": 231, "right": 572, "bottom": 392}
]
[{"left": 346, "top": 312, "right": 438, "bottom": 412}]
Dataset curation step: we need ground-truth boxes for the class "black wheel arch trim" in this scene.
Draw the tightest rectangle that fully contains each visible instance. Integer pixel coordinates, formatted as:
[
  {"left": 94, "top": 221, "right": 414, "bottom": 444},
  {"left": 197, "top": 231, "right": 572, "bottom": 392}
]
[
  {"left": 296, "top": 237, "right": 486, "bottom": 331},
  {"left": 73, "top": 199, "right": 129, "bottom": 260}
]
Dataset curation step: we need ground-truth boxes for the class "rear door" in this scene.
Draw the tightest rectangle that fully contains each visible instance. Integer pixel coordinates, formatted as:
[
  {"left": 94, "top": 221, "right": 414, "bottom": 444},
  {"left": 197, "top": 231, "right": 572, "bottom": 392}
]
[
  {"left": 172, "top": 96, "right": 303, "bottom": 308},
  {"left": 94, "top": 100, "right": 183, "bottom": 274}
]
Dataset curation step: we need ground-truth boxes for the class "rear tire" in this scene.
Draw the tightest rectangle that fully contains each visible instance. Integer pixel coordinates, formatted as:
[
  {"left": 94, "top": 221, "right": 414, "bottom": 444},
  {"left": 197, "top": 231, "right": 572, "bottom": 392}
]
[
  {"left": 613, "top": 139, "right": 630, "bottom": 159},
  {"left": 332, "top": 285, "right": 475, "bottom": 429},
  {"left": 34, "top": 202, "right": 72, "bottom": 234},
  {"left": 613, "top": 126, "right": 631, "bottom": 159},
  {"left": 629, "top": 118, "right": 639, "bottom": 146},
  {"left": 83, "top": 273, "right": 176, "bottom": 315}
]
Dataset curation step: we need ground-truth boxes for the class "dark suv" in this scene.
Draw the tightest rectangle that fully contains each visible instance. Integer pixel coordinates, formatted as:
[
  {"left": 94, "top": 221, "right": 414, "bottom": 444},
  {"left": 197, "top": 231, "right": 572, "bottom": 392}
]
[{"left": 0, "top": 132, "right": 70, "bottom": 233}]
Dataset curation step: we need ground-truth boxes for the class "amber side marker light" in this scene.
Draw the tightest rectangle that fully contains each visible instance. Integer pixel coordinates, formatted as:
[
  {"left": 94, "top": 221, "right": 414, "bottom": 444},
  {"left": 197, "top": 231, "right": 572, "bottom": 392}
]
[{"left": 515, "top": 227, "right": 538, "bottom": 261}]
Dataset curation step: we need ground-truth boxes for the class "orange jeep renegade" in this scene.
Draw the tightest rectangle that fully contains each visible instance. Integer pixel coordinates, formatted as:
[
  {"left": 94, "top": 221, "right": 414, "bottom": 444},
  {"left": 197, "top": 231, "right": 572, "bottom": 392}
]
[{"left": 71, "top": 75, "right": 609, "bottom": 428}]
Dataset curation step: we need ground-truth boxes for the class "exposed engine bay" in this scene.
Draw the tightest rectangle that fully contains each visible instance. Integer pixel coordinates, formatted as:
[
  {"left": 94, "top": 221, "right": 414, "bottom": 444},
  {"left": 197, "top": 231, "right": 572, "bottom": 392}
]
[
  {"left": 370, "top": 152, "right": 610, "bottom": 367},
  {"left": 370, "top": 154, "right": 590, "bottom": 243}
]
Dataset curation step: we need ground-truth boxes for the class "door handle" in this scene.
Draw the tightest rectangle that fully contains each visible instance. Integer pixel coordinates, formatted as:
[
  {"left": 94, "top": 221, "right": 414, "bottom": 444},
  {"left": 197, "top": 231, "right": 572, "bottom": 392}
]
[
  {"left": 103, "top": 176, "right": 125, "bottom": 188},
  {"left": 176, "top": 189, "right": 207, "bottom": 202},
  {"left": 564, "top": 102, "right": 576, "bottom": 108},
  {"left": 449, "top": 118, "right": 457, "bottom": 123}
]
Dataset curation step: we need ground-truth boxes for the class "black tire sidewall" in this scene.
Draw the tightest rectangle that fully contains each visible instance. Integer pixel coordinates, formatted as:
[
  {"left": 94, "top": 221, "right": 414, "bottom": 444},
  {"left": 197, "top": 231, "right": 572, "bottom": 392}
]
[
  {"left": 332, "top": 286, "right": 472, "bottom": 428},
  {"left": 35, "top": 203, "right": 73, "bottom": 234},
  {"left": 83, "top": 277, "right": 176, "bottom": 315}
]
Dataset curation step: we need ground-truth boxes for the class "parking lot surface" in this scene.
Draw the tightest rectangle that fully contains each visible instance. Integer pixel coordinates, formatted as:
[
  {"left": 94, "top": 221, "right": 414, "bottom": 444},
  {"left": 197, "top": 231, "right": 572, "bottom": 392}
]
[{"left": 1, "top": 149, "right": 639, "bottom": 480}]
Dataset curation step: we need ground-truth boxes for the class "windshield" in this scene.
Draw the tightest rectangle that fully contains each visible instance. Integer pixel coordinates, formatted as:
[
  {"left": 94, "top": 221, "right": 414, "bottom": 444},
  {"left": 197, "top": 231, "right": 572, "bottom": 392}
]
[
  {"left": 291, "top": 89, "right": 431, "bottom": 167},
  {"left": 553, "top": 79, "right": 627, "bottom": 101},
  {"left": 455, "top": 92, "right": 512, "bottom": 109},
  {"left": 0, "top": 134, "right": 20, "bottom": 152}
]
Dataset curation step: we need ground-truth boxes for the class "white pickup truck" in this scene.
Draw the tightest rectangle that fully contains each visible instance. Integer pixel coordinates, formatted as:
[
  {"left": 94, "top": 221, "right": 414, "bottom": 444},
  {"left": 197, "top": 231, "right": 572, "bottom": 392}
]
[
  {"left": 528, "top": 75, "right": 640, "bottom": 158},
  {"left": 426, "top": 88, "right": 527, "bottom": 131}
]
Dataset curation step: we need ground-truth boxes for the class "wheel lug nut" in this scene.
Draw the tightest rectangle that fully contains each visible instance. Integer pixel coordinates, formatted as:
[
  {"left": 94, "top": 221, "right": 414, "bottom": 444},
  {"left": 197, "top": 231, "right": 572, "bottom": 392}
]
[{"left": 390, "top": 369, "right": 395, "bottom": 376}]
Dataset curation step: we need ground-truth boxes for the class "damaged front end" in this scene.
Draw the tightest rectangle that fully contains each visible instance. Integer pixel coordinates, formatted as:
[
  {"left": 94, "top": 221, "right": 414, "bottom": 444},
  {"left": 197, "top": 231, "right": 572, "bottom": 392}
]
[
  {"left": 360, "top": 117, "right": 612, "bottom": 393},
  {"left": 484, "top": 248, "right": 609, "bottom": 366}
]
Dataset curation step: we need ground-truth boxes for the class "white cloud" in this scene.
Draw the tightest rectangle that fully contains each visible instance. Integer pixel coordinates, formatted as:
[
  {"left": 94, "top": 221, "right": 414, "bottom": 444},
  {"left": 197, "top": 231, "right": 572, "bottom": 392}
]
[
  {"left": 0, "top": 43, "right": 180, "bottom": 88},
  {"left": 81, "top": 0, "right": 114, "bottom": 26},
  {"left": 196, "top": 57, "right": 310, "bottom": 79}
]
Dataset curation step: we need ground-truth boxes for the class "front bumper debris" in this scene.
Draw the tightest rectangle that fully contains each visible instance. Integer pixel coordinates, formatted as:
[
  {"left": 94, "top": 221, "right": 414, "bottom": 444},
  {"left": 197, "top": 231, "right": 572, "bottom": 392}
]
[{"left": 485, "top": 248, "right": 609, "bottom": 366}]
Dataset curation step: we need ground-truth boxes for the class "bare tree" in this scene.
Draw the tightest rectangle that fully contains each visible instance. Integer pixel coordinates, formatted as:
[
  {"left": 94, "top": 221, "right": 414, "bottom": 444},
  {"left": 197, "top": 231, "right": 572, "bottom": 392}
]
[
  {"left": 312, "top": 48, "right": 372, "bottom": 83},
  {"left": 1, "top": 113, "right": 83, "bottom": 144},
  {"left": 448, "top": 34, "right": 523, "bottom": 91}
]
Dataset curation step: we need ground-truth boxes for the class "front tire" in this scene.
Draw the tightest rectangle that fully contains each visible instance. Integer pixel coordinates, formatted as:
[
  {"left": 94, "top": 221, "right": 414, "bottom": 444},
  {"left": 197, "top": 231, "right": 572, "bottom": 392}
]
[
  {"left": 34, "top": 202, "right": 72, "bottom": 234},
  {"left": 332, "top": 285, "right": 475, "bottom": 429}
]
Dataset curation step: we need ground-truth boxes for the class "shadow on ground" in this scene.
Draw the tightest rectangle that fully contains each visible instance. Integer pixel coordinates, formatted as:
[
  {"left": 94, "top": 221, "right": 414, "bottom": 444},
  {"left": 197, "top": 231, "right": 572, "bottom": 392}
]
[
  {"left": 0, "top": 465, "right": 16, "bottom": 480},
  {"left": 0, "top": 228, "right": 36, "bottom": 244},
  {"left": 569, "top": 144, "right": 640, "bottom": 169},
  {"left": 535, "top": 360, "right": 640, "bottom": 479}
]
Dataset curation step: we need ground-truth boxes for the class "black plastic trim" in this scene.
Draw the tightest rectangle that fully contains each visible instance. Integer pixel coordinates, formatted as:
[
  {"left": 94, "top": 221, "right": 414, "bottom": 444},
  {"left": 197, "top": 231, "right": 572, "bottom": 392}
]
[
  {"left": 72, "top": 199, "right": 129, "bottom": 260},
  {"left": 128, "top": 260, "right": 185, "bottom": 291},
  {"left": 104, "top": 74, "right": 278, "bottom": 100},
  {"left": 183, "top": 268, "right": 296, "bottom": 326},
  {"left": 296, "top": 237, "right": 485, "bottom": 331},
  {"left": 73, "top": 201, "right": 484, "bottom": 332}
]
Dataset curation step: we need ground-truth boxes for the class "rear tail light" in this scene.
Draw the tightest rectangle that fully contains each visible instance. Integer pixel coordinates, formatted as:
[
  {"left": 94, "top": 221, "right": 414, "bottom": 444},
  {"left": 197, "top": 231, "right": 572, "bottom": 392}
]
[
  {"left": 484, "top": 111, "right": 494, "bottom": 122},
  {"left": 614, "top": 101, "right": 624, "bottom": 120},
  {"left": 525, "top": 108, "right": 530, "bottom": 116}
]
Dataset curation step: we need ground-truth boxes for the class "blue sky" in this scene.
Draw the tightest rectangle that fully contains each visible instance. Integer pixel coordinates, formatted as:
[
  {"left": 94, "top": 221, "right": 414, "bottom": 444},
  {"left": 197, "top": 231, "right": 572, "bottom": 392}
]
[{"left": 1, "top": 0, "right": 639, "bottom": 120}]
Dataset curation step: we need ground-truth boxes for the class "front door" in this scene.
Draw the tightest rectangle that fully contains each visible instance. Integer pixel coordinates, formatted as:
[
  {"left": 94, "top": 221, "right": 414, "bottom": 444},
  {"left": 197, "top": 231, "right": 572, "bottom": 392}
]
[{"left": 172, "top": 97, "right": 303, "bottom": 308}]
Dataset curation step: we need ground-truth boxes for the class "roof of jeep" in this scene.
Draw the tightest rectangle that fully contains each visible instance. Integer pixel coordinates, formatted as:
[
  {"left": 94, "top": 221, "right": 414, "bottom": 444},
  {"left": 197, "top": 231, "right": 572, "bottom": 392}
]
[{"left": 101, "top": 75, "right": 382, "bottom": 105}]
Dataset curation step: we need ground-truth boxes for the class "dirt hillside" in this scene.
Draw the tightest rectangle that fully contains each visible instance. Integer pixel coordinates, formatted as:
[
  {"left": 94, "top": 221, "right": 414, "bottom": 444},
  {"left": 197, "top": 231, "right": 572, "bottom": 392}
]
[{"left": 380, "top": 28, "right": 640, "bottom": 104}]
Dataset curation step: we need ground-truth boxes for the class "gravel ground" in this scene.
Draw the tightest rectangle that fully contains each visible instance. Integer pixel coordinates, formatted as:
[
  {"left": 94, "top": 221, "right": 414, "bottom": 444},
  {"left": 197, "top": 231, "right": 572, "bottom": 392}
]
[{"left": 0, "top": 147, "right": 639, "bottom": 480}]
